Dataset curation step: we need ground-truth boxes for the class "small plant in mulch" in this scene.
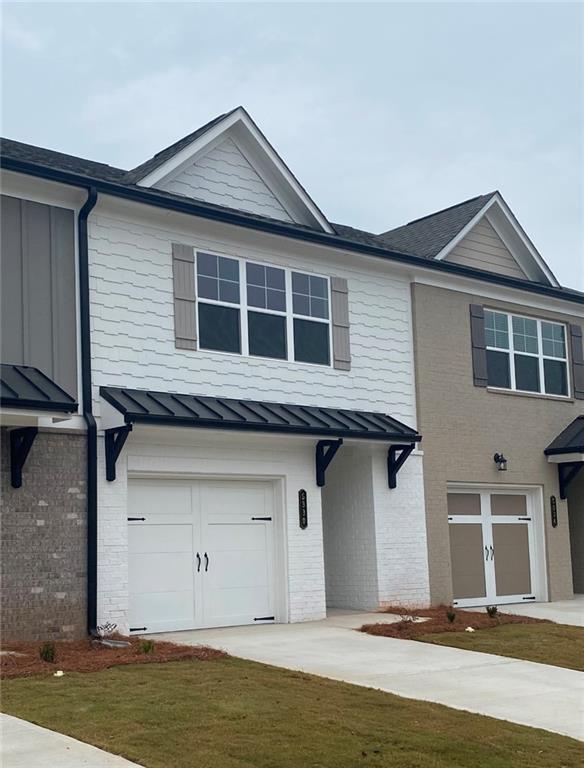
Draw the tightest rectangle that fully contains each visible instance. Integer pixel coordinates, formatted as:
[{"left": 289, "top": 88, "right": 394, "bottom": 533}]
[
  {"left": 360, "top": 604, "right": 546, "bottom": 641},
  {"left": 1, "top": 636, "right": 226, "bottom": 679},
  {"left": 39, "top": 642, "right": 56, "bottom": 663},
  {"left": 486, "top": 605, "right": 498, "bottom": 618}
]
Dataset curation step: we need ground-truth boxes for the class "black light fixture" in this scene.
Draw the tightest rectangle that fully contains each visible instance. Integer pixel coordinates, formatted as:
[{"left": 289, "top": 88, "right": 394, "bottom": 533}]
[{"left": 494, "top": 453, "right": 508, "bottom": 471}]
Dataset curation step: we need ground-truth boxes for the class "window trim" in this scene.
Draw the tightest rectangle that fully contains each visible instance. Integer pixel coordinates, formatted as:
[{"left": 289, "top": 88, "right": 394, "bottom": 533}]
[
  {"left": 484, "top": 308, "right": 570, "bottom": 398},
  {"left": 195, "top": 249, "right": 333, "bottom": 367}
]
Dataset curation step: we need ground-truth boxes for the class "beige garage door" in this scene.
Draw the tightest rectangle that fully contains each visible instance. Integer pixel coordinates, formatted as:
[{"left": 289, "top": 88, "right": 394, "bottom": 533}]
[{"left": 448, "top": 491, "right": 536, "bottom": 607}]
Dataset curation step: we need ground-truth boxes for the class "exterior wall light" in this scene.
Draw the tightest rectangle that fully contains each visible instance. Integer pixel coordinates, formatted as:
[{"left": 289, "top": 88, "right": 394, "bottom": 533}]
[{"left": 494, "top": 453, "right": 508, "bottom": 471}]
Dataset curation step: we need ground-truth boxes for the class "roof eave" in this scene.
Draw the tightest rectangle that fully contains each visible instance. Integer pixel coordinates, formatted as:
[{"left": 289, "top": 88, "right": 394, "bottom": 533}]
[{"left": 2, "top": 156, "right": 583, "bottom": 306}]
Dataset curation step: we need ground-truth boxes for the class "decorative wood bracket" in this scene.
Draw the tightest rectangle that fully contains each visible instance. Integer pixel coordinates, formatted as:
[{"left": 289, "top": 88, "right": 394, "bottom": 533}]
[
  {"left": 315, "top": 438, "right": 343, "bottom": 487},
  {"left": 105, "top": 424, "right": 133, "bottom": 481},
  {"left": 558, "top": 462, "right": 583, "bottom": 500},
  {"left": 10, "top": 427, "right": 38, "bottom": 489},
  {"left": 387, "top": 443, "right": 415, "bottom": 489}
]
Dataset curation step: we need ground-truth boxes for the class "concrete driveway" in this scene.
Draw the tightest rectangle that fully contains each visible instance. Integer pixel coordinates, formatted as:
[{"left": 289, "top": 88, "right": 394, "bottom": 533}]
[
  {"left": 154, "top": 610, "right": 584, "bottom": 741},
  {"left": 0, "top": 714, "right": 143, "bottom": 768},
  {"left": 499, "top": 595, "right": 584, "bottom": 626}
]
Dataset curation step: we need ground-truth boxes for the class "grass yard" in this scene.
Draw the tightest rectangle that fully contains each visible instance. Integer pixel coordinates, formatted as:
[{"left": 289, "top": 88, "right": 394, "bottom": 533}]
[
  {"left": 420, "top": 622, "right": 584, "bottom": 671},
  {"left": 2, "top": 657, "right": 583, "bottom": 768}
]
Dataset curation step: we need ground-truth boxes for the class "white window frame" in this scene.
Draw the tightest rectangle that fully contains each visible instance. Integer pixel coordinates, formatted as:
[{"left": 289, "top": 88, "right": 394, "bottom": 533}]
[
  {"left": 485, "top": 309, "right": 570, "bottom": 398},
  {"left": 195, "top": 249, "right": 333, "bottom": 367}
]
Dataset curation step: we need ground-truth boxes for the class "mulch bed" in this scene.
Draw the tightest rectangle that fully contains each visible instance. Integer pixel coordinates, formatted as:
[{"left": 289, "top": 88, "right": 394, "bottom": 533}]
[
  {"left": 1, "top": 635, "right": 226, "bottom": 679},
  {"left": 360, "top": 605, "right": 546, "bottom": 640}
]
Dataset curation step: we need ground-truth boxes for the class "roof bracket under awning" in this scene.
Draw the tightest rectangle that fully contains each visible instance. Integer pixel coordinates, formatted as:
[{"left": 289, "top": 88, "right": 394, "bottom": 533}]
[
  {"left": 315, "top": 439, "right": 343, "bottom": 487},
  {"left": 387, "top": 443, "right": 415, "bottom": 490},
  {"left": 10, "top": 426, "right": 38, "bottom": 488},
  {"left": 558, "top": 462, "right": 583, "bottom": 500},
  {"left": 105, "top": 424, "right": 133, "bottom": 482}
]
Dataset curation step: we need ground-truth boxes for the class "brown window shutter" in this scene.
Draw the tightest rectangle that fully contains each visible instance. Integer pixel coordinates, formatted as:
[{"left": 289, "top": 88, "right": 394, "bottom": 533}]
[
  {"left": 330, "top": 277, "right": 351, "bottom": 370},
  {"left": 569, "top": 324, "right": 584, "bottom": 399},
  {"left": 172, "top": 243, "right": 197, "bottom": 350},
  {"left": 469, "top": 304, "right": 488, "bottom": 387}
]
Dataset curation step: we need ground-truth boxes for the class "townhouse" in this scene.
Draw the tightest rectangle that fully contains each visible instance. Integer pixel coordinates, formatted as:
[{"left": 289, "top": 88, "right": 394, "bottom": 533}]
[{"left": 1, "top": 107, "right": 582, "bottom": 640}]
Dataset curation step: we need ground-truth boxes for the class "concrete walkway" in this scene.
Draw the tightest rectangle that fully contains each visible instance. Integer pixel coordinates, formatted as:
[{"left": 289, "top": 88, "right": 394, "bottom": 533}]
[
  {"left": 0, "top": 714, "right": 142, "bottom": 768},
  {"left": 499, "top": 595, "right": 584, "bottom": 626},
  {"left": 154, "top": 610, "right": 584, "bottom": 741}
]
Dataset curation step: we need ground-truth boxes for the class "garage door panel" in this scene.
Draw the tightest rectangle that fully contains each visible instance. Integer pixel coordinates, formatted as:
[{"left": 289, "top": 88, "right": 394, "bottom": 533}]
[
  {"left": 211, "top": 550, "right": 270, "bottom": 588},
  {"left": 129, "top": 590, "right": 195, "bottom": 628},
  {"left": 492, "top": 523, "right": 532, "bottom": 596},
  {"left": 206, "top": 586, "right": 271, "bottom": 622},
  {"left": 129, "top": 524, "right": 192, "bottom": 554},
  {"left": 130, "top": 551, "right": 194, "bottom": 593},
  {"left": 129, "top": 482, "right": 192, "bottom": 517},
  {"left": 202, "top": 484, "right": 269, "bottom": 520},
  {"left": 207, "top": 523, "right": 269, "bottom": 551}
]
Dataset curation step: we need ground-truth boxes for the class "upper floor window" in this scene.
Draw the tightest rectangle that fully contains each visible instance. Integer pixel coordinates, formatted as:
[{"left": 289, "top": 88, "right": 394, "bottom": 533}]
[
  {"left": 196, "top": 252, "right": 331, "bottom": 366},
  {"left": 484, "top": 309, "right": 569, "bottom": 396}
]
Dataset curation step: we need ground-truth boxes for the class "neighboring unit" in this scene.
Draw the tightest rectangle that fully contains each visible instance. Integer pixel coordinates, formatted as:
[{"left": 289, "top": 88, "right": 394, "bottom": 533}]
[
  {"left": 382, "top": 192, "right": 584, "bottom": 606},
  {"left": 0, "top": 107, "right": 582, "bottom": 641}
]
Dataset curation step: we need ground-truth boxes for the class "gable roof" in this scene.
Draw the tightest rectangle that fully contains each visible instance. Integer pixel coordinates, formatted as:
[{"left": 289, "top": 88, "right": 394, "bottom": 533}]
[
  {"left": 379, "top": 193, "right": 497, "bottom": 259},
  {"left": 1, "top": 123, "right": 582, "bottom": 305}
]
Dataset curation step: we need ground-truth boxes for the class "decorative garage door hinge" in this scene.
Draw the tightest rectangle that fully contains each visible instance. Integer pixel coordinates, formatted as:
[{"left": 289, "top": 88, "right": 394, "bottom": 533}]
[
  {"left": 127, "top": 517, "right": 146, "bottom": 521},
  {"left": 251, "top": 516, "right": 272, "bottom": 521},
  {"left": 129, "top": 627, "right": 147, "bottom": 632},
  {"left": 254, "top": 616, "right": 275, "bottom": 621}
]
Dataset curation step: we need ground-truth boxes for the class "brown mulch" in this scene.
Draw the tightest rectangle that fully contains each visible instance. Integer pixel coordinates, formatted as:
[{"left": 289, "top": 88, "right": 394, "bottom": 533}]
[
  {"left": 1, "top": 635, "right": 226, "bottom": 679},
  {"left": 360, "top": 605, "right": 547, "bottom": 640}
]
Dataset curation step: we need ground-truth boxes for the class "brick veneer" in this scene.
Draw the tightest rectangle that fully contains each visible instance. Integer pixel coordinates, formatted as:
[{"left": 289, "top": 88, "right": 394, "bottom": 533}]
[{"left": 1, "top": 428, "right": 87, "bottom": 642}]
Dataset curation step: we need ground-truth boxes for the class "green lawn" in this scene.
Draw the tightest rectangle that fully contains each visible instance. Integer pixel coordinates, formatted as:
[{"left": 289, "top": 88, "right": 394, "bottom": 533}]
[
  {"left": 420, "top": 623, "right": 584, "bottom": 671},
  {"left": 2, "top": 658, "right": 583, "bottom": 768}
]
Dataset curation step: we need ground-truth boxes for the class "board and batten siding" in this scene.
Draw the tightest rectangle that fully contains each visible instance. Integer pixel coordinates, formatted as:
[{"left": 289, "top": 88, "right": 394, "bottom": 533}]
[
  {"left": 158, "top": 138, "right": 295, "bottom": 223},
  {"left": 0, "top": 194, "right": 78, "bottom": 397},
  {"left": 87, "top": 209, "right": 416, "bottom": 424},
  {"left": 446, "top": 218, "right": 528, "bottom": 280}
]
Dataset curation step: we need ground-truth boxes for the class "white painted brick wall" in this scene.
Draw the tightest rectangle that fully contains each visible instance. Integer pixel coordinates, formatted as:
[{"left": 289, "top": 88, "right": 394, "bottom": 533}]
[
  {"left": 322, "top": 447, "right": 379, "bottom": 609},
  {"left": 88, "top": 206, "right": 416, "bottom": 425},
  {"left": 159, "top": 138, "right": 294, "bottom": 223},
  {"left": 372, "top": 450, "right": 430, "bottom": 607},
  {"left": 96, "top": 431, "right": 326, "bottom": 631}
]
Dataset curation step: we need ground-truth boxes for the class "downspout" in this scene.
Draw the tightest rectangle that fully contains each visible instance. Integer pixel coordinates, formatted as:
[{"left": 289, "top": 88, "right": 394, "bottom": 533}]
[{"left": 78, "top": 187, "right": 98, "bottom": 635}]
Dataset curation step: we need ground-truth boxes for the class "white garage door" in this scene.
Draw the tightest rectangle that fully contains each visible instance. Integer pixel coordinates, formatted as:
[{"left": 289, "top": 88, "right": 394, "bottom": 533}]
[{"left": 128, "top": 479, "right": 276, "bottom": 634}]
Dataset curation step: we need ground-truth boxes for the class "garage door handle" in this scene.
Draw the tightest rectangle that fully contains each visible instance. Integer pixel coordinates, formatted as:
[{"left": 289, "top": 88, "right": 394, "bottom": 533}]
[
  {"left": 490, "top": 545, "right": 494, "bottom": 561},
  {"left": 204, "top": 552, "right": 209, "bottom": 572},
  {"left": 485, "top": 546, "right": 489, "bottom": 561},
  {"left": 196, "top": 552, "right": 201, "bottom": 572}
]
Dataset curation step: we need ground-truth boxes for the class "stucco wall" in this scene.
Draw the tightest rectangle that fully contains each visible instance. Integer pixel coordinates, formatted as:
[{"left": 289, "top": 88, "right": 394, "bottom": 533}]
[
  {"left": 411, "top": 283, "right": 584, "bottom": 604},
  {"left": 1, "top": 428, "right": 87, "bottom": 642}
]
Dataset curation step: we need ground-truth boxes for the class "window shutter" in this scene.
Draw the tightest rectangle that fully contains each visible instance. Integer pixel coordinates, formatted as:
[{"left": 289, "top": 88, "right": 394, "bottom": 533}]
[
  {"left": 569, "top": 324, "right": 584, "bottom": 399},
  {"left": 469, "top": 304, "right": 488, "bottom": 387},
  {"left": 330, "top": 277, "right": 351, "bottom": 370},
  {"left": 172, "top": 243, "right": 197, "bottom": 350}
]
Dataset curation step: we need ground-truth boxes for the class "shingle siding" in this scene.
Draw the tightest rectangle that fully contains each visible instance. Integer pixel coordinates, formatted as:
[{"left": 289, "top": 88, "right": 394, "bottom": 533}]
[{"left": 158, "top": 138, "right": 294, "bottom": 223}]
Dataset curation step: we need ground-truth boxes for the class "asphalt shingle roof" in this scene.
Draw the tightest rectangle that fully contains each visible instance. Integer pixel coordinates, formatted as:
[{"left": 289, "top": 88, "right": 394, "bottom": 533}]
[{"left": 379, "top": 193, "right": 497, "bottom": 259}]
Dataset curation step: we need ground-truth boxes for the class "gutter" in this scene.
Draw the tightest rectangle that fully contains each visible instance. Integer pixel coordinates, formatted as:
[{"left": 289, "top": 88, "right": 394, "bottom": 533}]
[
  {"left": 77, "top": 186, "right": 98, "bottom": 636},
  {"left": 2, "top": 156, "right": 583, "bottom": 307}
]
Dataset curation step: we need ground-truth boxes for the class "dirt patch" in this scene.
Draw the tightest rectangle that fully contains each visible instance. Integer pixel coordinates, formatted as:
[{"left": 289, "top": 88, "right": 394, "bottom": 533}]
[
  {"left": 1, "top": 636, "right": 226, "bottom": 679},
  {"left": 360, "top": 605, "right": 546, "bottom": 640}
]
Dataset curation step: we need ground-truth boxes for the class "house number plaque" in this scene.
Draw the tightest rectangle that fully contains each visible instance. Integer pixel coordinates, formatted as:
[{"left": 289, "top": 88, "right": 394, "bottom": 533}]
[
  {"left": 550, "top": 496, "right": 558, "bottom": 528},
  {"left": 298, "top": 489, "right": 308, "bottom": 529}
]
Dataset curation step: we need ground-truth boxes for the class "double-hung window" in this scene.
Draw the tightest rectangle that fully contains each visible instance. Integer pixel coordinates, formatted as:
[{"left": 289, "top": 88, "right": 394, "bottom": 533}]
[
  {"left": 196, "top": 251, "right": 331, "bottom": 366},
  {"left": 484, "top": 309, "right": 569, "bottom": 396}
]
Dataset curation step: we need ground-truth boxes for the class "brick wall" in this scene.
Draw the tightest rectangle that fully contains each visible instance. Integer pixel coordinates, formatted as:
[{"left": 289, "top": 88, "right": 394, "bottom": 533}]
[{"left": 1, "top": 428, "right": 87, "bottom": 642}]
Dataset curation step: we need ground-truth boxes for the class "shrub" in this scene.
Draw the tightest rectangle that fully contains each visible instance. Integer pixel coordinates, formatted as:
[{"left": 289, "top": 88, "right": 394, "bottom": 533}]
[
  {"left": 138, "top": 640, "right": 155, "bottom": 654},
  {"left": 486, "top": 605, "right": 498, "bottom": 618},
  {"left": 446, "top": 609, "right": 456, "bottom": 623},
  {"left": 39, "top": 642, "right": 56, "bottom": 663}
]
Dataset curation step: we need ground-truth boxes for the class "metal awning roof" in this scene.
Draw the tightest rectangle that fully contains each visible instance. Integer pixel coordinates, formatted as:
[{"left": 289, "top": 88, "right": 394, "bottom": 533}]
[
  {"left": 100, "top": 385, "right": 421, "bottom": 443},
  {"left": 544, "top": 417, "right": 584, "bottom": 456},
  {"left": 0, "top": 364, "right": 77, "bottom": 413}
]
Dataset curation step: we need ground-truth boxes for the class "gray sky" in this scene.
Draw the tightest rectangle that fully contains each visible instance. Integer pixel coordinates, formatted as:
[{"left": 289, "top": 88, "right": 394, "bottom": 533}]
[{"left": 2, "top": 2, "right": 583, "bottom": 289}]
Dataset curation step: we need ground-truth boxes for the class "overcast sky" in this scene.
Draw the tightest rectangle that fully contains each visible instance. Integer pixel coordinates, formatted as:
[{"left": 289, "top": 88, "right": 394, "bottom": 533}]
[{"left": 2, "top": 2, "right": 582, "bottom": 289}]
